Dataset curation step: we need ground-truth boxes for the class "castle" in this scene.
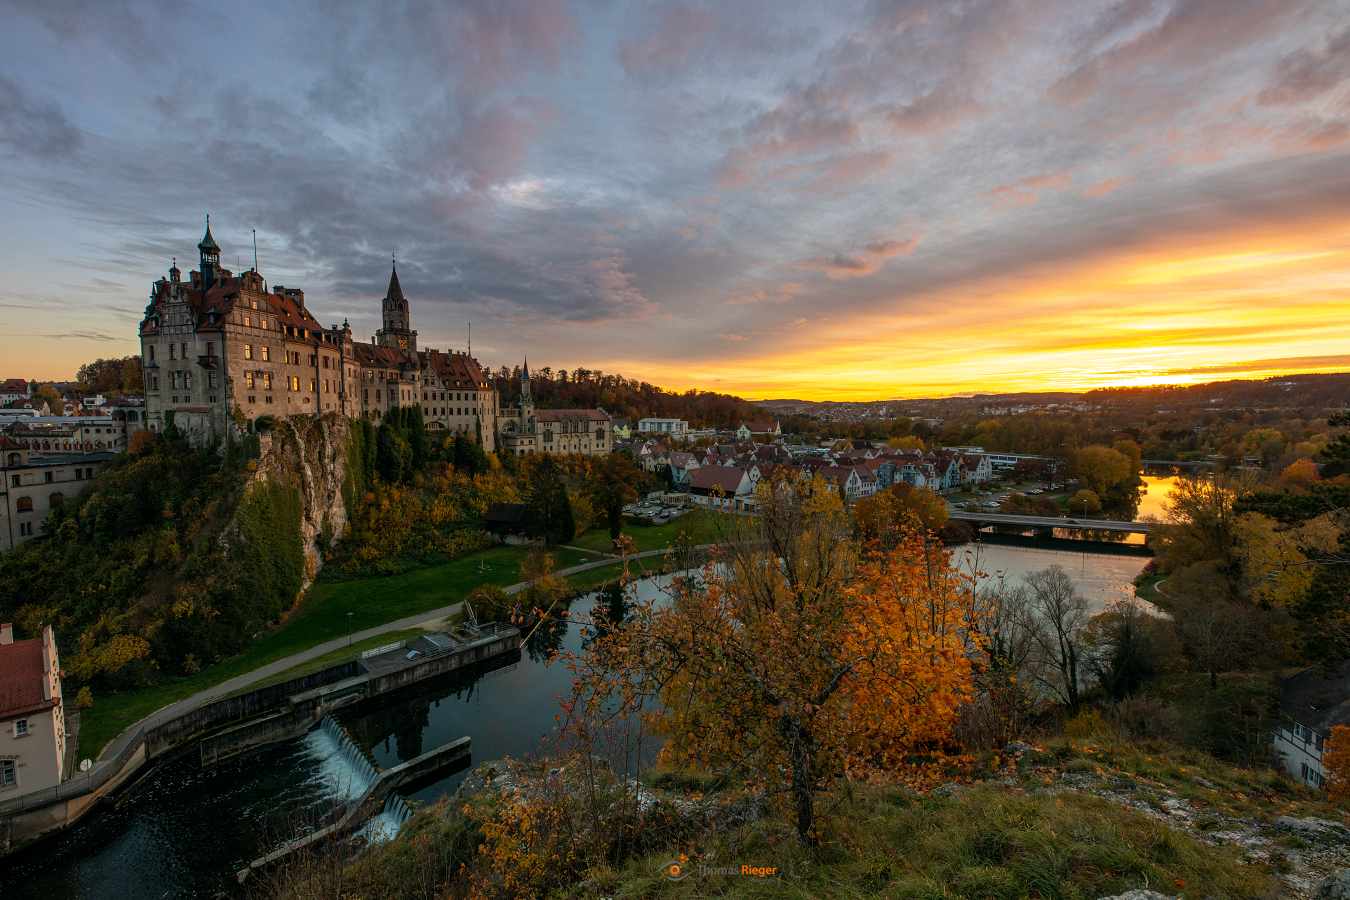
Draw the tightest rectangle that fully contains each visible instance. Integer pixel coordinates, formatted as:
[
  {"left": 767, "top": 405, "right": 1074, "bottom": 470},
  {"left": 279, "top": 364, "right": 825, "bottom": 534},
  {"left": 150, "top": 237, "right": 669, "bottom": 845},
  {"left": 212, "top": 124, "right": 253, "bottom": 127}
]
[{"left": 138, "top": 220, "right": 612, "bottom": 456}]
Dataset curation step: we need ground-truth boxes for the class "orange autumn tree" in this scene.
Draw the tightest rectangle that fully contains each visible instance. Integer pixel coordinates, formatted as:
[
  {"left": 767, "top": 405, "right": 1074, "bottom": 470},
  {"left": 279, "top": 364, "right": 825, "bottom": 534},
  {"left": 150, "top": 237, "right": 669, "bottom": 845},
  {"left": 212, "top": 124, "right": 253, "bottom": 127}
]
[
  {"left": 565, "top": 472, "right": 976, "bottom": 843},
  {"left": 1326, "top": 725, "right": 1350, "bottom": 801}
]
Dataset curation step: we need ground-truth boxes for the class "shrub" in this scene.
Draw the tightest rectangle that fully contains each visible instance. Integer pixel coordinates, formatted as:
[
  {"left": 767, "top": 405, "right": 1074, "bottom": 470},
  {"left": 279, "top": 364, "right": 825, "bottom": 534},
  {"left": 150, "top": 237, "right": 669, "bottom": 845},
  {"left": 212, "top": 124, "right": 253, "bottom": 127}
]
[{"left": 1064, "top": 709, "right": 1109, "bottom": 739}]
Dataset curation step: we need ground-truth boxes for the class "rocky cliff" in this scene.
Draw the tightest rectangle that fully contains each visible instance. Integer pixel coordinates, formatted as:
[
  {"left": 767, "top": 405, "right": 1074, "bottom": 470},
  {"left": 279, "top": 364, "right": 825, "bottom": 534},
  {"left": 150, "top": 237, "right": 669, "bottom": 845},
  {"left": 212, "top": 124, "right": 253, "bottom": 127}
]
[{"left": 248, "top": 413, "right": 354, "bottom": 588}]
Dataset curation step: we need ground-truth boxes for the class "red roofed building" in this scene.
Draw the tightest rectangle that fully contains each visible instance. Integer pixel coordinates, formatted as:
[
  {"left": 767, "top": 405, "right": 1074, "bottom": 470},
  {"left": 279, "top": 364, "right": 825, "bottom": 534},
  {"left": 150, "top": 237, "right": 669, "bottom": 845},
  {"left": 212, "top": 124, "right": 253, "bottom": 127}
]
[
  {"left": 139, "top": 221, "right": 503, "bottom": 449},
  {"left": 735, "top": 421, "right": 781, "bottom": 439},
  {"left": 0, "top": 624, "right": 66, "bottom": 796},
  {"left": 688, "top": 464, "right": 754, "bottom": 509},
  {"left": 497, "top": 360, "right": 613, "bottom": 457}
]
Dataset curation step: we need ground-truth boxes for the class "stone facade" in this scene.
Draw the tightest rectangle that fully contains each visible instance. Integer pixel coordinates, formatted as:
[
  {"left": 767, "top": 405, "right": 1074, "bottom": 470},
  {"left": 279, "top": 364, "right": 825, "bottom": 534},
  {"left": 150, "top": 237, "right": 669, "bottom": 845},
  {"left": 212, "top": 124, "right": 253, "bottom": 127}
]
[
  {"left": 497, "top": 361, "right": 612, "bottom": 457},
  {"left": 138, "top": 222, "right": 500, "bottom": 450}
]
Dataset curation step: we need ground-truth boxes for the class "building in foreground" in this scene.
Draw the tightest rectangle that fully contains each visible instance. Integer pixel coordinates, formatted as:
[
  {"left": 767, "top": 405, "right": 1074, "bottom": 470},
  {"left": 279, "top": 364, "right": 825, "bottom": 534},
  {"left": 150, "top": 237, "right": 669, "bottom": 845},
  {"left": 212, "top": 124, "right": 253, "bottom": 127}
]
[
  {"left": 0, "top": 624, "right": 67, "bottom": 797},
  {"left": 1272, "top": 661, "right": 1348, "bottom": 790}
]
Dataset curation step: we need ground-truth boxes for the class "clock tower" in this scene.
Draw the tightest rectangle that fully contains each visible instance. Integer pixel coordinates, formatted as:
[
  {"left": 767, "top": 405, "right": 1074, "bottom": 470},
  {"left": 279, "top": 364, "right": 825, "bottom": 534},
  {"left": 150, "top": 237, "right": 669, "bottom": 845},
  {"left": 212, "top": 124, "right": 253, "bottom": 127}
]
[{"left": 375, "top": 260, "right": 417, "bottom": 352}]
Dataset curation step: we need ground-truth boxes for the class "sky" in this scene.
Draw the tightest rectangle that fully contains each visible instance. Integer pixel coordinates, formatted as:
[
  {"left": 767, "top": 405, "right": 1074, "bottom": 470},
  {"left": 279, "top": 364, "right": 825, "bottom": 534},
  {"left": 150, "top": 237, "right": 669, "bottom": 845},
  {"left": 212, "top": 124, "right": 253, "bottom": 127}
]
[{"left": 0, "top": 0, "right": 1348, "bottom": 401}]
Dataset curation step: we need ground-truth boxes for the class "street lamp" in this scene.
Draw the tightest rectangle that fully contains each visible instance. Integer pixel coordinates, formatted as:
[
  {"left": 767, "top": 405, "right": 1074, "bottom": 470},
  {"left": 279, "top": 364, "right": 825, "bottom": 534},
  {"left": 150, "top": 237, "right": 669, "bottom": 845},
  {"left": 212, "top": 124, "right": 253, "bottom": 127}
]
[{"left": 347, "top": 612, "right": 353, "bottom": 646}]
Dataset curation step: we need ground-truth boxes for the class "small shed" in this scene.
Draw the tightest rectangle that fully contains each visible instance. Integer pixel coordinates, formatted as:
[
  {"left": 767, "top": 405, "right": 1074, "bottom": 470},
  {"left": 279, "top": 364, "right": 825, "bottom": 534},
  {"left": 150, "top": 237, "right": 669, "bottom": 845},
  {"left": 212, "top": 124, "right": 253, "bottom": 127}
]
[{"left": 484, "top": 503, "right": 527, "bottom": 543}]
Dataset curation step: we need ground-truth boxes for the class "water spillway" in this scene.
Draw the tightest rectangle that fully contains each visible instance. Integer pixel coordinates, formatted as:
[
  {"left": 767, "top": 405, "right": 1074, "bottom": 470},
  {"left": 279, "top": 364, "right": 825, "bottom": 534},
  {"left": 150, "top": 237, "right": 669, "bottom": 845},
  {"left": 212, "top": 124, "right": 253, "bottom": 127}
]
[{"left": 312, "top": 715, "right": 379, "bottom": 801}]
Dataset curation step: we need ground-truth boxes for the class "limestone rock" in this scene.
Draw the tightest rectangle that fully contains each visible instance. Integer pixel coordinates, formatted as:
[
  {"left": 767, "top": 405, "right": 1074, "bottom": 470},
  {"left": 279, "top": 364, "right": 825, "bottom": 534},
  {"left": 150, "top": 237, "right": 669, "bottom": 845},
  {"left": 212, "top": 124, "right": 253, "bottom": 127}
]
[
  {"left": 1275, "top": 815, "right": 1349, "bottom": 837},
  {"left": 1315, "top": 870, "right": 1350, "bottom": 900}
]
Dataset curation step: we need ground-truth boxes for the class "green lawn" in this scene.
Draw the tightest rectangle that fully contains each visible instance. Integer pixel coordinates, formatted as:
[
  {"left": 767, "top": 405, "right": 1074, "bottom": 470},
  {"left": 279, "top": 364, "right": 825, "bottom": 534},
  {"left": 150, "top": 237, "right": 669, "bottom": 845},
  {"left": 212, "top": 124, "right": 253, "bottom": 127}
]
[
  {"left": 76, "top": 534, "right": 685, "bottom": 760},
  {"left": 569, "top": 509, "right": 722, "bottom": 555}
]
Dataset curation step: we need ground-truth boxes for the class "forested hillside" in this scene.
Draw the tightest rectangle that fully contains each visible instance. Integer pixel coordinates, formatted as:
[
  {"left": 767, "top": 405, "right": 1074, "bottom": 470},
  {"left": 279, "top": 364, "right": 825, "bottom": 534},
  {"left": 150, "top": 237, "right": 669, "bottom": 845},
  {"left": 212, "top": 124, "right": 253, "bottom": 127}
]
[{"left": 489, "top": 364, "right": 768, "bottom": 428}]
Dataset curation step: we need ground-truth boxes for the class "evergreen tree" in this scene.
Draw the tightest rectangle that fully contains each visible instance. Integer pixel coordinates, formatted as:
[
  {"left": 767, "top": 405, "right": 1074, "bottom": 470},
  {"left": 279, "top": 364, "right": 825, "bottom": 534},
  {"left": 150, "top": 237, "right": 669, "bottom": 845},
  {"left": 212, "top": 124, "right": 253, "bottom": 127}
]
[
  {"left": 453, "top": 433, "right": 488, "bottom": 475},
  {"left": 525, "top": 453, "right": 574, "bottom": 545},
  {"left": 376, "top": 415, "right": 411, "bottom": 483},
  {"left": 409, "top": 403, "right": 431, "bottom": 471},
  {"left": 586, "top": 451, "right": 642, "bottom": 540},
  {"left": 361, "top": 418, "right": 377, "bottom": 486}
]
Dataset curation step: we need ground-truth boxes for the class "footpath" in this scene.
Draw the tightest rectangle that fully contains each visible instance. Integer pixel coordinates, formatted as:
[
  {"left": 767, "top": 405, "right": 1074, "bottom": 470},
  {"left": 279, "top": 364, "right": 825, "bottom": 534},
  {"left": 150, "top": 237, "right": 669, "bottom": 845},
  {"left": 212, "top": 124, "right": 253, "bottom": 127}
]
[{"left": 95, "top": 545, "right": 696, "bottom": 765}]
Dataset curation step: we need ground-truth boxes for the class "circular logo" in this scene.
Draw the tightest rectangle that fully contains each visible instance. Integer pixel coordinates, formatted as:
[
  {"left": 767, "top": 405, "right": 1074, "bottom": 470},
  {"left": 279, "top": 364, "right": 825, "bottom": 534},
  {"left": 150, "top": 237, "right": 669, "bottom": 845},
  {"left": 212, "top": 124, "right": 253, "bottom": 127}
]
[{"left": 661, "top": 860, "right": 689, "bottom": 881}]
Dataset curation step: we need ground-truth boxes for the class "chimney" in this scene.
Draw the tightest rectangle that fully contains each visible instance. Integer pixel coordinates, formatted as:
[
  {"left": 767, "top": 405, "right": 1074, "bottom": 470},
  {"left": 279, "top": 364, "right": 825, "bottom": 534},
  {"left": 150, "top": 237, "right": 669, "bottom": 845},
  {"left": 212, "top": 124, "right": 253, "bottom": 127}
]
[{"left": 0, "top": 623, "right": 12, "bottom": 644}]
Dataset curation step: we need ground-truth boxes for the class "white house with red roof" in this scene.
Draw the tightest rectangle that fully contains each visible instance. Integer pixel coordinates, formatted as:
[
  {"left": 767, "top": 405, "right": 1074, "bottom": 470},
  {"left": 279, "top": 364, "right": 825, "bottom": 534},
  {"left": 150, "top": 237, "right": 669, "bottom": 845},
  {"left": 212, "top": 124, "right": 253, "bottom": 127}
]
[
  {"left": 0, "top": 624, "right": 66, "bottom": 797},
  {"left": 0, "top": 380, "right": 33, "bottom": 407},
  {"left": 735, "top": 421, "right": 781, "bottom": 439},
  {"left": 688, "top": 464, "right": 754, "bottom": 509}
]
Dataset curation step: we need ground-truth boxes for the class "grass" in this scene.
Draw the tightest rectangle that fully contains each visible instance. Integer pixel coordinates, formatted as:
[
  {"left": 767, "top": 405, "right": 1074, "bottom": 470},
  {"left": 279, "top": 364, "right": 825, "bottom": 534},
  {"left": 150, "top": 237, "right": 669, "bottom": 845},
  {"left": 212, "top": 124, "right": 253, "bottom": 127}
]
[
  {"left": 568, "top": 509, "right": 722, "bottom": 555},
  {"left": 76, "top": 525, "right": 705, "bottom": 760},
  {"left": 1134, "top": 570, "right": 1168, "bottom": 604},
  {"left": 316, "top": 758, "right": 1282, "bottom": 900},
  {"left": 602, "top": 787, "right": 1272, "bottom": 899}
]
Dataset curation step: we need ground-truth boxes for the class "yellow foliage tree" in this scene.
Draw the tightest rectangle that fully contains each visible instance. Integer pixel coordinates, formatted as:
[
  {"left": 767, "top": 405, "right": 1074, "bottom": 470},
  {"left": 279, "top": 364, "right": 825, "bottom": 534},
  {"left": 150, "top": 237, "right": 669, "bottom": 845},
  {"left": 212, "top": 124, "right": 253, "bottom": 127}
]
[
  {"left": 1325, "top": 725, "right": 1350, "bottom": 801},
  {"left": 564, "top": 474, "right": 976, "bottom": 842}
]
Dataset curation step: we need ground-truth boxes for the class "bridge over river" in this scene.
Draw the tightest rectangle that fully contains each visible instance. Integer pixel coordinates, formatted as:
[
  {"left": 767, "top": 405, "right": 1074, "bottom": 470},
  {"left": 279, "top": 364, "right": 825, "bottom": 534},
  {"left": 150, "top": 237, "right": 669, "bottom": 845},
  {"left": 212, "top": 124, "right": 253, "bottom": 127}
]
[{"left": 948, "top": 509, "right": 1153, "bottom": 536}]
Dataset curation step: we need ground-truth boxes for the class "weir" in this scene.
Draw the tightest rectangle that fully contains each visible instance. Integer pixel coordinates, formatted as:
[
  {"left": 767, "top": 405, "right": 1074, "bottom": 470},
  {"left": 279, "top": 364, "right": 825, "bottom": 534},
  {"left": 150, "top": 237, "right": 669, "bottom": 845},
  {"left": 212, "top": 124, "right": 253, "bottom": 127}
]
[
  {"left": 0, "top": 623, "right": 519, "bottom": 858},
  {"left": 237, "top": 732, "right": 471, "bottom": 883}
]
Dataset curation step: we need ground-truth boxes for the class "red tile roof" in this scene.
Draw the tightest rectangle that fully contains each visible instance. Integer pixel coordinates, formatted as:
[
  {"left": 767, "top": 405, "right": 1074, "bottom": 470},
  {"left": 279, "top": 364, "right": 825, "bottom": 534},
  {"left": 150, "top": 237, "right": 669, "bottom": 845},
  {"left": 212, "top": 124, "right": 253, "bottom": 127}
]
[
  {"left": 533, "top": 409, "right": 609, "bottom": 422},
  {"left": 0, "top": 637, "right": 51, "bottom": 720},
  {"left": 689, "top": 464, "right": 749, "bottom": 493}
]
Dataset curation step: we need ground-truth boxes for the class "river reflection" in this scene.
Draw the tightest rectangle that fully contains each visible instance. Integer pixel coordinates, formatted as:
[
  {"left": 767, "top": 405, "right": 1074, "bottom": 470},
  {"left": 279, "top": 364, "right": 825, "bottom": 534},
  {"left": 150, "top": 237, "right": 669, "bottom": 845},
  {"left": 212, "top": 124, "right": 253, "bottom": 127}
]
[{"left": 952, "top": 542, "right": 1151, "bottom": 611}]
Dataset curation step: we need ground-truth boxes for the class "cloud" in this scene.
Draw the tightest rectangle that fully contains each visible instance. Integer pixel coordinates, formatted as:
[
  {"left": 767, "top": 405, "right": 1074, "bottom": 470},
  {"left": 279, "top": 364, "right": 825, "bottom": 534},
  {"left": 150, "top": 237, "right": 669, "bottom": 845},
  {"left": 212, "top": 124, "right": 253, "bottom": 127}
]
[
  {"left": 3, "top": 0, "right": 1350, "bottom": 393},
  {"left": 0, "top": 73, "right": 81, "bottom": 158},
  {"left": 715, "top": 333, "right": 746, "bottom": 340},
  {"left": 1257, "top": 25, "right": 1350, "bottom": 106},
  {"left": 1081, "top": 175, "right": 1137, "bottom": 198},
  {"left": 618, "top": 5, "right": 715, "bottom": 73},
  {"left": 796, "top": 228, "right": 922, "bottom": 280},
  {"left": 983, "top": 172, "right": 1073, "bottom": 213}
]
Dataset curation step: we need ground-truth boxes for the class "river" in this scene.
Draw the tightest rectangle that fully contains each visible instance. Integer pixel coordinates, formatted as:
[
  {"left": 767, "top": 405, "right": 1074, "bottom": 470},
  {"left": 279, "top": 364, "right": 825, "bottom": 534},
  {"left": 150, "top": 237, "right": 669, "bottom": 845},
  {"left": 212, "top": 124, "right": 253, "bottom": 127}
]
[{"left": 0, "top": 543, "right": 1153, "bottom": 898}]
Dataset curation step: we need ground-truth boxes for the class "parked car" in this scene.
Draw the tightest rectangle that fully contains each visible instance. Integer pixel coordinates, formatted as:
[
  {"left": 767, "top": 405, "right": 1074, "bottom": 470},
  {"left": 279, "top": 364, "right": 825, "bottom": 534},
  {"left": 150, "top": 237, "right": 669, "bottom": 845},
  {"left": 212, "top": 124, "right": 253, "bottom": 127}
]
[
  {"left": 982, "top": 502, "right": 1000, "bottom": 509},
  {"left": 951, "top": 502, "right": 967, "bottom": 509}
]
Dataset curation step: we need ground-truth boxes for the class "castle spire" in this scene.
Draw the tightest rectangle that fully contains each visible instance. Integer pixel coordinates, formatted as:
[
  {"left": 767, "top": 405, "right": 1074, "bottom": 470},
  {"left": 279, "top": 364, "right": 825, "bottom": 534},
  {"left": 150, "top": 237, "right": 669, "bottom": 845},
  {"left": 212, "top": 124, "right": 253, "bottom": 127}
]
[
  {"left": 198, "top": 215, "right": 222, "bottom": 285},
  {"left": 387, "top": 258, "right": 404, "bottom": 300}
]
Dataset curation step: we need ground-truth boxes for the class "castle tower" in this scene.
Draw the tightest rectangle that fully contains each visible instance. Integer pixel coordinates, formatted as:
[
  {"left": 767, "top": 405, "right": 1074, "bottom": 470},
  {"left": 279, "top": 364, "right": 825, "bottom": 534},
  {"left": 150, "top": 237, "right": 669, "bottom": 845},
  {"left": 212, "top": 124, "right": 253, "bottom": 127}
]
[
  {"left": 198, "top": 217, "right": 222, "bottom": 286},
  {"left": 375, "top": 260, "right": 417, "bottom": 352},
  {"left": 520, "top": 357, "right": 534, "bottom": 417}
]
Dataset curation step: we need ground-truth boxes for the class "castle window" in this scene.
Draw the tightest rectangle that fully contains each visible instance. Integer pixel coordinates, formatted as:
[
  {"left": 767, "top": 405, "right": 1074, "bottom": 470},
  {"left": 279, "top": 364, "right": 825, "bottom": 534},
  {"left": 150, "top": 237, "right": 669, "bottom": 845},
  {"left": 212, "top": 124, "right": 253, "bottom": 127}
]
[
  {"left": 169, "top": 345, "right": 176, "bottom": 360},
  {"left": 244, "top": 316, "right": 251, "bottom": 327},
  {"left": 251, "top": 300, "right": 257, "bottom": 310},
  {"left": 245, "top": 344, "right": 253, "bottom": 360},
  {"left": 206, "top": 342, "right": 215, "bottom": 357},
  {"left": 309, "top": 354, "right": 317, "bottom": 366},
  {"left": 261, "top": 347, "right": 269, "bottom": 361},
  {"left": 208, "top": 373, "right": 218, "bottom": 389},
  {"left": 149, "top": 346, "right": 155, "bottom": 361},
  {"left": 49, "top": 492, "right": 63, "bottom": 508},
  {"left": 184, "top": 373, "right": 191, "bottom": 389},
  {"left": 245, "top": 373, "right": 255, "bottom": 389},
  {"left": 181, "top": 343, "right": 188, "bottom": 359},
  {"left": 16, "top": 497, "right": 32, "bottom": 512},
  {"left": 309, "top": 378, "right": 316, "bottom": 392},
  {"left": 263, "top": 373, "right": 272, "bottom": 390}
]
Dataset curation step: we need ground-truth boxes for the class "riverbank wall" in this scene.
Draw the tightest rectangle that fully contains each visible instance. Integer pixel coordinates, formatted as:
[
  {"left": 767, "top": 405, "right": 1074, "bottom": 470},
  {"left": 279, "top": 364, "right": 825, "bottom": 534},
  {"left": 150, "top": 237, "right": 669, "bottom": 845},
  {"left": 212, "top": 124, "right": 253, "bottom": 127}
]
[{"left": 0, "top": 624, "right": 519, "bottom": 857}]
